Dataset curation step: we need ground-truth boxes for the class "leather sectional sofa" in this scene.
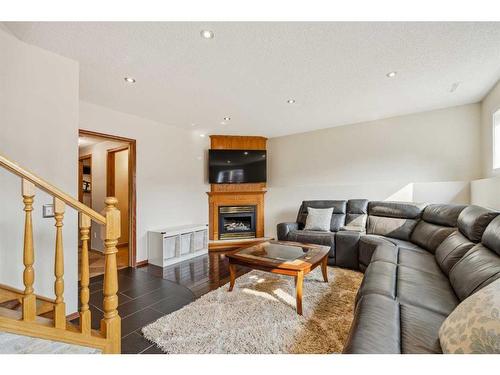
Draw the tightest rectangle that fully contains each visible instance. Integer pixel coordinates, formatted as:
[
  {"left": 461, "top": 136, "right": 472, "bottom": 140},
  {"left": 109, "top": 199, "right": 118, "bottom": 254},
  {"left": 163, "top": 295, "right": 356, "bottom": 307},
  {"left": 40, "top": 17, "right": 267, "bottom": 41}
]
[{"left": 277, "top": 200, "right": 500, "bottom": 354}]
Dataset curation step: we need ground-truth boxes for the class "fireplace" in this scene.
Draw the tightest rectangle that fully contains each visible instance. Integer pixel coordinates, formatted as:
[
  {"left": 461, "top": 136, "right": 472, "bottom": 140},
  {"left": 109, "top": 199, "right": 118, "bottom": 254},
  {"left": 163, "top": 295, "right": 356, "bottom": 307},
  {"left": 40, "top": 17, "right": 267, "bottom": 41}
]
[{"left": 218, "top": 205, "right": 256, "bottom": 240}]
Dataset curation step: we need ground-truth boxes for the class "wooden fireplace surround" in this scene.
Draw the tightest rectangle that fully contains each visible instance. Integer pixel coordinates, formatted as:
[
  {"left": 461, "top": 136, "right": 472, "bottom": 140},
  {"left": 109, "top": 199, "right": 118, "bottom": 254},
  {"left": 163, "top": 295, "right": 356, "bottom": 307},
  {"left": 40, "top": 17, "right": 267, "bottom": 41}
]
[{"left": 207, "top": 135, "right": 268, "bottom": 248}]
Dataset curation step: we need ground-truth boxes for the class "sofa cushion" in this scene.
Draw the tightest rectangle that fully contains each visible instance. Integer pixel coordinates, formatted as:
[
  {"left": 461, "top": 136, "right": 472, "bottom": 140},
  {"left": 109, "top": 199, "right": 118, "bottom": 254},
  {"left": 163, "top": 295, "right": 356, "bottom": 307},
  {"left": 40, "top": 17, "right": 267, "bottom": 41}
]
[
  {"left": 400, "top": 304, "right": 446, "bottom": 354},
  {"left": 304, "top": 207, "right": 333, "bottom": 231},
  {"left": 345, "top": 199, "right": 369, "bottom": 232},
  {"left": 358, "top": 235, "right": 395, "bottom": 269},
  {"left": 367, "top": 216, "right": 419, "bottom": 241},
  {"left": 371, "top": 244, "right": 399, "bottom": 264},
  {"left": 343, "top": 294, "right": 401, "bottom": 354},
  {"left": 449, "top": 244, "right": 500, "bottom": 301},
  {"left": 368, "top": 201, "right": 426, "bottom": 219},
  {"left": 356, "top": 261, "right": 397, "bottom": 303},
  {"left": 482, "top": 215, "right": 500, "bottom": 256},
  {"left": 435, "top": 231, "right": 475, "bottom": 276},
  {"left": 383, "top": 237, "right": 423, "bottom": 252},
  {"left": 366, "top": 201, "right": 425, "bottom": 241},
  {"left": 347, "top": 199, "right": 369, "bottom": 214},
  {"left": 457, "top": 205, "right": 499, "bottom": 242},
  {"left": 410, "top": 221, "right": 455, "bottom": 253},
  {"left": 421, "top": 203, "right": 466, "bottom": 227},
  {"left": 439, "top": 278, "right": 500, "bottom": 354},
  {"left": 397, "top": 266, "right": 459, "bottom": 315},
  {"left": 287, "top": 230, "right": 335, "bottom": 251},
  {"left": 398, "top": 247, "right": 443, "bottom": 276},
  {"left": 296, "top": 200, "right": 347, "bottom": 232}
]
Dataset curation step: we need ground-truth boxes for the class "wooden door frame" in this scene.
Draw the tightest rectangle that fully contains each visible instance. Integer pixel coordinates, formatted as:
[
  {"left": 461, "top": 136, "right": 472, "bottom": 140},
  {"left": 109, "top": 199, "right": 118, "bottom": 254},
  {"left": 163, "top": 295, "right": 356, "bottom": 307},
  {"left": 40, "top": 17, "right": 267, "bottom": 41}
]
[
  {"left": 107, "top": 145, "right": 131, "bottom": 248},
  {"left": 78, "top": 154, "right": 92, "bottom": 205},
  {"left": 79, "top": 129, "right": 137, "bottom": 268}
]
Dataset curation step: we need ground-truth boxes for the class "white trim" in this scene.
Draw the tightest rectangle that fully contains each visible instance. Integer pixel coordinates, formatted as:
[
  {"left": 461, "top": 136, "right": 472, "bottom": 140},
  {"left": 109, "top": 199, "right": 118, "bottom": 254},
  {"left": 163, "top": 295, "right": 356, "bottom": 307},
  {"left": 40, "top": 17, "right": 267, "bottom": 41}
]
[{"left": 493, "top": 108, "right": 500, "bottom": 171}]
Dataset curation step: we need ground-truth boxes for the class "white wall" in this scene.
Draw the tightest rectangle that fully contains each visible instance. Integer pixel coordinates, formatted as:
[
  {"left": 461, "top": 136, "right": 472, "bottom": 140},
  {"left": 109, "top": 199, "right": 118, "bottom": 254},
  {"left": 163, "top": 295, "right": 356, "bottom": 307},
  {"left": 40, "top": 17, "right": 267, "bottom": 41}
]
[
  {"left": 79, "top": 101, "right": 209, "bottom": 262},
  {"left": 266, "top": 104, "right": 480, "bottom": 236},
  {"left": 470, "top": 79, "right": 500, "bottom": 210},
  {"left": 479, "top": 79, "right": 500, "bottom": 178},
  {"left": 0, "top": 29, "right": 80, "bottom": 312}
]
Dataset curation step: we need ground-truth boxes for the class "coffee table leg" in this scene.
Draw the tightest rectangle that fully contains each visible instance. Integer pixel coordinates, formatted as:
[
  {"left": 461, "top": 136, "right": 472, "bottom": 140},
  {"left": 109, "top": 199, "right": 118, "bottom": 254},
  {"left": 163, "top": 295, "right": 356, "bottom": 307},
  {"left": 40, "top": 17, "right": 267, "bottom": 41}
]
[
  {"left": 321, "top": 256, "right": 328, "bottom": 282},
  {"left": 295, "top": 271, "right": 304, "bottom": 315},
  {"left": 228, "top": 263, "right": 236, "bottom": 291}
]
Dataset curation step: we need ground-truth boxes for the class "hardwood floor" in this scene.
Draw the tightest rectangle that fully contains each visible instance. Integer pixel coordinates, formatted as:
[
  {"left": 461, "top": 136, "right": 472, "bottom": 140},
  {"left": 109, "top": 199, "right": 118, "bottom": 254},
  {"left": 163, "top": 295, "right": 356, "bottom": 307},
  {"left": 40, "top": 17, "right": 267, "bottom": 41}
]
[{"left": 74, "top": 250, "right": 250, "bottom": 354}]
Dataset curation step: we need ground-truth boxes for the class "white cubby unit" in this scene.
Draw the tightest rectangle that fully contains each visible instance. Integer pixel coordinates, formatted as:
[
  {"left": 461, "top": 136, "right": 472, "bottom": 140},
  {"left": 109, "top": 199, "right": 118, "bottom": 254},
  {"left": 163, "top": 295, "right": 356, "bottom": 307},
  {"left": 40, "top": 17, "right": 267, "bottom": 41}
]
[{"left": 148, "top": 224, "right": 208, "bottom": 267}]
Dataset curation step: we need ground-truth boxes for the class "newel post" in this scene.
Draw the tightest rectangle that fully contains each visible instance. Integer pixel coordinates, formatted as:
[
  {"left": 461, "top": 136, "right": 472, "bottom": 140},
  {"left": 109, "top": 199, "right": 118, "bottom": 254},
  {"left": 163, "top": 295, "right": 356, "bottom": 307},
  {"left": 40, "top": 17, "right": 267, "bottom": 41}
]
[{"left": 100, "top": 197, "right": 121, "bottom": 354}]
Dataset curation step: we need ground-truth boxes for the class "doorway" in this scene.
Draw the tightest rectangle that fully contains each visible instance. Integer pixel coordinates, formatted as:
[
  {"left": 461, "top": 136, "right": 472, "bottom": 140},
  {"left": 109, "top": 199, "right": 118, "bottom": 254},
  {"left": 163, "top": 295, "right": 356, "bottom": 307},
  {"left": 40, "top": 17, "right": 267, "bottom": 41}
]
[{"left": 78, "top": 130, "right": 137, "bottom": 277}]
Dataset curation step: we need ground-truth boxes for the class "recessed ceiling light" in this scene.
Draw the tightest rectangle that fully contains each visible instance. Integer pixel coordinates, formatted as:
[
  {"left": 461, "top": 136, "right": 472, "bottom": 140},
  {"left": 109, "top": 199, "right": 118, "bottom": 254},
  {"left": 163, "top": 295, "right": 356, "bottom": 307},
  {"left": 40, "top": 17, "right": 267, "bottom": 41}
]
[
  {"left": 223, "top": 117, "right": 231, "bottom": 121},
  {"left": 287, "top": 99, "right": 296, "bottom": 104},
  {"left": 244, "top": 151, "right": 248, "bottom": 155},
  {"left": 191, "top": 123, "right": 196, "bottom": 127},
  {"left": 199, "top": 134, "right": 206, "bottom": 138},
  {"left": 386, "top": 71, "right": 397, "bottom": 78},
  {"left": 200, "top": 30, "right": 214, "bottom": 39},
  {"left": 124, "top": 77, "right": 136, "bottom": 83}
]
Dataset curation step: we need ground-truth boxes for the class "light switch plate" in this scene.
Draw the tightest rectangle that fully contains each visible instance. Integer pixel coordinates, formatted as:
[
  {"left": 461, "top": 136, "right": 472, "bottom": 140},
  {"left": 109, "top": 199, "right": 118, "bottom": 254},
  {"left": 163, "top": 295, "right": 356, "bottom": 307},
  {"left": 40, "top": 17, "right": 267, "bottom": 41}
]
[{"left": 43, "top": 204, "right": 54, "bottom": 218}]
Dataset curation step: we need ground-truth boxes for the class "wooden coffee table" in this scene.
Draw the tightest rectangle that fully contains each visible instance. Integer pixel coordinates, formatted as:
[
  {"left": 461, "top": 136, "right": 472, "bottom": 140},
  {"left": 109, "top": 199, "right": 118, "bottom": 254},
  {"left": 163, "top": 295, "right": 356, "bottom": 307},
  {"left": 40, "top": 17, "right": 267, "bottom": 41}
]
[{"left": 226, "top": 241, "right": 330, "bottom": 315}]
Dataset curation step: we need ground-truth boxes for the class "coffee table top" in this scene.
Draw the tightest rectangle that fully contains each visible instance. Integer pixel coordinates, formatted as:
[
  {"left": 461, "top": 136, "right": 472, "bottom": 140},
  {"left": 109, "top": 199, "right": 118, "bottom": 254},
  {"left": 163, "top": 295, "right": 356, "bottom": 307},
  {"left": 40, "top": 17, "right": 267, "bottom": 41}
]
[{"left": 227, "top": 241, "right": 329, "bottom": 271}]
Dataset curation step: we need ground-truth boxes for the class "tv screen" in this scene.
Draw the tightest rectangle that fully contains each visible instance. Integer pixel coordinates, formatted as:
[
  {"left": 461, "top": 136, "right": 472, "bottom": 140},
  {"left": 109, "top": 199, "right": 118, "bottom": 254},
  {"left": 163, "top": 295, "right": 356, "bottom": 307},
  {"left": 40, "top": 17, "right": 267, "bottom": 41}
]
[{"left": 209, "top": 149, "right": 267, "bottom": 184}]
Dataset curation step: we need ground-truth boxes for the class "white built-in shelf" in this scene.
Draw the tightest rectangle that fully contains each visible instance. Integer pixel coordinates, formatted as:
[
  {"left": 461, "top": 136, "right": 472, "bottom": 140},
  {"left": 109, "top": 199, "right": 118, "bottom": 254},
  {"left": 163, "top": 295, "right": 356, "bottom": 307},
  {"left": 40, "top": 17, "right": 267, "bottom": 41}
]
[{"left": 148, "top": 224, "right": 208, "bottom": 267}]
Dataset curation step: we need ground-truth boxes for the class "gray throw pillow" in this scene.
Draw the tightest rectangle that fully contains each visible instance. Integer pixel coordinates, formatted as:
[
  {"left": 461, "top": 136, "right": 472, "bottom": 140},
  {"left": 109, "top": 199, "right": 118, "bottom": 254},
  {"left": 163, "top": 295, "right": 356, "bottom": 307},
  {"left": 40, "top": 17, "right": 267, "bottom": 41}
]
[{"left": 304, "top": 207, "right": 333, "bottom": 231}]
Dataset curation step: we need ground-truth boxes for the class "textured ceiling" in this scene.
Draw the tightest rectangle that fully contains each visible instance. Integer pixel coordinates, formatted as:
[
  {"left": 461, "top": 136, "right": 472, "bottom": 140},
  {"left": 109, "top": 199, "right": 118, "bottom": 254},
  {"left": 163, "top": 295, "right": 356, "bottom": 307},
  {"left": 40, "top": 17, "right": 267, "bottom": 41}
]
[{"left": 5, "top": 22, "right": 500, "bottom": 137}]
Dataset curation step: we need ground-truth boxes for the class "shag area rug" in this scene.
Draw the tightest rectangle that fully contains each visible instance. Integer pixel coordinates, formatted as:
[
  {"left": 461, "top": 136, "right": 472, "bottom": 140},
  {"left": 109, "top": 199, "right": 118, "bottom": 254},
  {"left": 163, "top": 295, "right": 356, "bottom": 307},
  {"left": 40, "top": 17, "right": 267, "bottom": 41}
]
[{"left": 142, "top": 266, "right": 363, "bottom": 354}]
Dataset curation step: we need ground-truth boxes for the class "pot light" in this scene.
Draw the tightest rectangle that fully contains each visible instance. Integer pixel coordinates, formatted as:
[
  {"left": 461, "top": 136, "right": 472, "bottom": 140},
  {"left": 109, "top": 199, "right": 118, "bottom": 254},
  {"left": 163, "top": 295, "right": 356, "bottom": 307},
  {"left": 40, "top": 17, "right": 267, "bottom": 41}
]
[
  {"left": 287, "top": 99, "right": 296, "bottom": 104},
  {"left": 199, "top": 134, "right": 206, "bottom": 138},
  {"left": 124, "top": 77, "right": 136, "bottom": 83},
  {"left": 386, "top": 71, "right": 397, "bottom": 78},
  {"left": 223, "top": 117, "right": 231, "bottom": 121},
  {"left": 200, "top": 30, "right": 214, "bottom": 39}
]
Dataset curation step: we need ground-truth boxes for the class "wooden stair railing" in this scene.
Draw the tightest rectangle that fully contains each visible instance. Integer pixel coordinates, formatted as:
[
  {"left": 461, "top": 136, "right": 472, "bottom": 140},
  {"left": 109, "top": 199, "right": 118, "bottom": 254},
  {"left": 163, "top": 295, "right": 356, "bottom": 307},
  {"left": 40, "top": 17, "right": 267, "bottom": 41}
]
[{"left": 0, "top": 153, "right": 121, "bottom": 354}]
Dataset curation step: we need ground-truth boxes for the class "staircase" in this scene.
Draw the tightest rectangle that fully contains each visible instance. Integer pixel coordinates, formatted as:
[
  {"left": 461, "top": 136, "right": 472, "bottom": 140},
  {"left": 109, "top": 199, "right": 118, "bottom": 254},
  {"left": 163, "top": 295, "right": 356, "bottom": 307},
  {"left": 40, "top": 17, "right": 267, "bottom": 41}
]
[{"left": 0, "top": 153, "right": 122, "bottom": 354}]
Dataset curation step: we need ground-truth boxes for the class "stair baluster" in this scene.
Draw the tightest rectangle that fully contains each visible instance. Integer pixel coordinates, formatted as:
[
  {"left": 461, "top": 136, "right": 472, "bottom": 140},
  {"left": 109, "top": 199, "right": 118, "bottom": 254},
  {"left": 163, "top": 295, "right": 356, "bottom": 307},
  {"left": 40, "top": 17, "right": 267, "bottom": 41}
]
[
  {"left": 79, "top": 213, "right": 91, "bottom": 335},
  {"left": 21, "top": 179, "right": 36, "bottom": 321},
  {"left": 53, "top": 198, "right": 66, "bottom": 329}
]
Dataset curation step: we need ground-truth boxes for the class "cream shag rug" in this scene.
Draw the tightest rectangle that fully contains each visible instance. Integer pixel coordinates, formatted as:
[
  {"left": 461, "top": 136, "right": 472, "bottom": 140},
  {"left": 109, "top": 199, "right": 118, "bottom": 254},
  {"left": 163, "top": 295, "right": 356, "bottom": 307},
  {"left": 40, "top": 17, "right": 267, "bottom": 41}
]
[{"left": 142, "top": 266, "right": 363, "bottom": 354}]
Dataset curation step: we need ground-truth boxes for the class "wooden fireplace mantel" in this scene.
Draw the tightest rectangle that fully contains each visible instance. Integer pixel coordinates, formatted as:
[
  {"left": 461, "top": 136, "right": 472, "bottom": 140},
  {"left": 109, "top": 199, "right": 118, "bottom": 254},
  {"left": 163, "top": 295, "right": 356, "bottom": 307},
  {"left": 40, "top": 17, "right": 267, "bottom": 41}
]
[
  {"left": 207, "top": 135, "right": 268, "bottom": 248},
  {"left": 207, "top": 189, "right": 266, "bottom": 242}
]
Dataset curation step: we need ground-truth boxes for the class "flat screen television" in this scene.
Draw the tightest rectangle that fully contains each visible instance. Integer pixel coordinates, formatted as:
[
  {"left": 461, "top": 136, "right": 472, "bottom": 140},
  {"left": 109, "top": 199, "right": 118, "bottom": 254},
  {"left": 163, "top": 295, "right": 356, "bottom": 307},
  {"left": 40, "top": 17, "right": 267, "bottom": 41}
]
[{"left": 209, "top": 149, "right": 267, "bottom": 184}]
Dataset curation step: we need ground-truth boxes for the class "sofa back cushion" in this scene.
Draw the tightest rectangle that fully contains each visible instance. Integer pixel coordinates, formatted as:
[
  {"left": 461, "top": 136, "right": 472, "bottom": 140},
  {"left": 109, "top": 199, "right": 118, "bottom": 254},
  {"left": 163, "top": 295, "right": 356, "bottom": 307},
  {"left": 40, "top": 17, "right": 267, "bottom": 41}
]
[
  {"left": 410, "top": 204, "right": 466, "bottom": 253},
  {"left": 457, "top": 205, "right": 499, "bottom": 242},
  {"left": 449, "top": 216, "right": 500, "bottom": 300},
  {"left": 435, "top": 231, "right": 475, "bottom": 275},
  {"left": 296, "top": 200, "right": 347, "bottom": 232},
  {"left": 366, "top": 201, "right": 425, "bottom": 241},
  {"left": 345, "top": 199, "right": 369, "bottom": 231}
]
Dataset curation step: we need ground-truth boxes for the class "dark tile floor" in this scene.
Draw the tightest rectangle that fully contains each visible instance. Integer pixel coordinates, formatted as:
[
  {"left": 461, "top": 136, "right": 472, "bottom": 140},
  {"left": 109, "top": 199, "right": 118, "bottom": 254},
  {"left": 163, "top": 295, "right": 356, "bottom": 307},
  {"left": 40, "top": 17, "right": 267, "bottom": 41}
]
[{"left": 73, "top": 250, "right": 249, "bottom": 354}]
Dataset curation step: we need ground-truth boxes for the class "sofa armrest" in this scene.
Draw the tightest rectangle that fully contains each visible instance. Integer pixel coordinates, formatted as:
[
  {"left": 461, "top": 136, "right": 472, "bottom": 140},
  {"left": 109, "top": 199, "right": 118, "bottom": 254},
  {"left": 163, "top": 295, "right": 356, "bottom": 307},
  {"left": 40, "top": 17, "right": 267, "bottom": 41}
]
[
  {"left": 335, "top": 231, "right": 361, "bottom": 270},
  {"left": 277, "top": 222, "right": 299, "bottom": 240}
]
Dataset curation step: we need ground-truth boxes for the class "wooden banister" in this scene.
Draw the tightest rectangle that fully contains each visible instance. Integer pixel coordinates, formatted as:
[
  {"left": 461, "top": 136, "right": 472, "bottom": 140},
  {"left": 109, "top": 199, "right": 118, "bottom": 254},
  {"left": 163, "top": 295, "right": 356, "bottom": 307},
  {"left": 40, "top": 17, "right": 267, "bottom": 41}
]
[
  {"left": 0, "top": 152, "right": 121, "bottom": 353},
  {"left": 0, "top": 154, "right": 105, "bottom": 224}
]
